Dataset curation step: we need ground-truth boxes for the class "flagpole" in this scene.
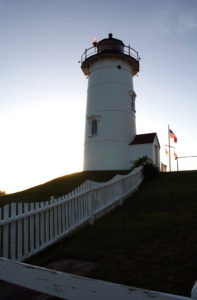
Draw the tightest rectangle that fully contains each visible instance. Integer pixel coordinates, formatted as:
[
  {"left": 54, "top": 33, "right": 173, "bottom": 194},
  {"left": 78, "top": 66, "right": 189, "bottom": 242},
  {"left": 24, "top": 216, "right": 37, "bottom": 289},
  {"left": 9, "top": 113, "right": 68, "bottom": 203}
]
[{"left": 168, "top": 124, "right": 171, "bottom": 172}]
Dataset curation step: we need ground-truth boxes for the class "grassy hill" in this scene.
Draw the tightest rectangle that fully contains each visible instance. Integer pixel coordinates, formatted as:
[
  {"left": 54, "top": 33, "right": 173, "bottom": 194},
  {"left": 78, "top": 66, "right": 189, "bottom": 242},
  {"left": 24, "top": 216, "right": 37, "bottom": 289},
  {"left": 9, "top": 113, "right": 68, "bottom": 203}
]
[
  {"left": 0, "top": 170, "right": 130, "bottom": 207},
  {"left": 26, "top": 170, "right": 197, "bottom": 297}
]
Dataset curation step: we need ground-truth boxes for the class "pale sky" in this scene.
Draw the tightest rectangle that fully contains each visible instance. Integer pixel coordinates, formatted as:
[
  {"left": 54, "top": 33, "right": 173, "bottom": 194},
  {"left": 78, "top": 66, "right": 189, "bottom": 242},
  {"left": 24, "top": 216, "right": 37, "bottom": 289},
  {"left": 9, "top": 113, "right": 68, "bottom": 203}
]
[{"left": 0, "top": 0, "right": 197, "bottom": 193}]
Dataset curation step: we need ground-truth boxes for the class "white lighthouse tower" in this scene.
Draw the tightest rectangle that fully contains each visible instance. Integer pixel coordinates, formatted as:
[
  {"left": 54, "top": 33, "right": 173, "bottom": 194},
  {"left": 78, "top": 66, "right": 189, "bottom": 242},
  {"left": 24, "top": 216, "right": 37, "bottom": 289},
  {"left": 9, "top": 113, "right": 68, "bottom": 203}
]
[{"left": 81, "top": 33, "right": 140, "bottom": 170}]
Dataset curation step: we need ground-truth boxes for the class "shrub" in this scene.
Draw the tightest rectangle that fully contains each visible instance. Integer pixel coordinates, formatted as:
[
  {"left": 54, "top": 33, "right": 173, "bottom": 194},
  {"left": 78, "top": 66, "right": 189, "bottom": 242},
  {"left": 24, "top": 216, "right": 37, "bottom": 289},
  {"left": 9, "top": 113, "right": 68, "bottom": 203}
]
[
  {"left": 133, "top": 156, "right": 159, "bottom": 180},
  {"left": 0, "top": 190, "right": 6, "bottom": 196}
]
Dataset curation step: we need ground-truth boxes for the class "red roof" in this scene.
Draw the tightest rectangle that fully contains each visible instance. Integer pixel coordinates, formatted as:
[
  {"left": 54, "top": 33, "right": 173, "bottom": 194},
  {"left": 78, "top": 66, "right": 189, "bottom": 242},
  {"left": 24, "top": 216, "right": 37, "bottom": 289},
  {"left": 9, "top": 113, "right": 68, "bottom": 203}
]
[{"left": 130, "top": 133, "right": 159, "bottom": 145}]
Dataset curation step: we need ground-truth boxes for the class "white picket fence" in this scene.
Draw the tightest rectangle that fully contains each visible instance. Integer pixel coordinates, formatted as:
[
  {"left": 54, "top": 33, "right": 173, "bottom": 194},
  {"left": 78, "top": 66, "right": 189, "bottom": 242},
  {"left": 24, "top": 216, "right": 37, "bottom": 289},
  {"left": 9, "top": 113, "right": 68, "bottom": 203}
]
[{"left": 0, "top": 166, "right": 143, "bottom": 261}]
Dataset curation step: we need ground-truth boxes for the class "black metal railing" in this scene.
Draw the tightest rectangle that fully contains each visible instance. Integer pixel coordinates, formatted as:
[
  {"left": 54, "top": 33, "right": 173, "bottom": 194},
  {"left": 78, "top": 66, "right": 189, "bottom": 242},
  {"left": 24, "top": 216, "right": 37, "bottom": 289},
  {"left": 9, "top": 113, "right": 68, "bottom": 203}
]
[{"left": 81, "top": 44, "right": 140, "bottom": 64}]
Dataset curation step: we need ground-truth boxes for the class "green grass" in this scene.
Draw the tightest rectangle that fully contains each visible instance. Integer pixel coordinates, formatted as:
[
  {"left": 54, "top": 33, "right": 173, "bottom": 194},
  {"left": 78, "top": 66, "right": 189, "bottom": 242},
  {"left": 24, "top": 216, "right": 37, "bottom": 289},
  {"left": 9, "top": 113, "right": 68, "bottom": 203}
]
[
  {"left": 0, "top": 170, "right": 130, "bottom": 207},
  {"left": 26, "top": 171, "right": 197, "bottom": 297}
]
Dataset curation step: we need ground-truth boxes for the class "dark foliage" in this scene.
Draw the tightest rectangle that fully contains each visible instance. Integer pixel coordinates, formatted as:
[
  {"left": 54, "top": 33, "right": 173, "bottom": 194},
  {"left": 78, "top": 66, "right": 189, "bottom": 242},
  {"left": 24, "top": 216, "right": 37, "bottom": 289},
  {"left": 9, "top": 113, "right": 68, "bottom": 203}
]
[
  {"left": 143, "top": 161, "right": 159, "bottom": 180},
  {"left": 0, "top": 190, "right": 6, "bottom": 196},
  {"left": 133, "top": 156, "right": 159, "bottom": 180}
]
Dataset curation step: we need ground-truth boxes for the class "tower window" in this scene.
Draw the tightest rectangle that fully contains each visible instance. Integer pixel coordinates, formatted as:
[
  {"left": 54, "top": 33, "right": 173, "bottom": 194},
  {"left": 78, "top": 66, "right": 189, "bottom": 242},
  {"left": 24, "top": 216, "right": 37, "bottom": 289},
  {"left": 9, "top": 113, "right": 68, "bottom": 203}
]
[
  {"left": 131, "top": 98, "right": 135, "bottom": 111},
  {"left": 91, "top": 119, "right": 98, "bottom": 135},
  {"left": 87, "top": 114, "right": 100, "bottom": 137},
  {"left": 129, "top": 90, "right": 137, "bottom": 112}
]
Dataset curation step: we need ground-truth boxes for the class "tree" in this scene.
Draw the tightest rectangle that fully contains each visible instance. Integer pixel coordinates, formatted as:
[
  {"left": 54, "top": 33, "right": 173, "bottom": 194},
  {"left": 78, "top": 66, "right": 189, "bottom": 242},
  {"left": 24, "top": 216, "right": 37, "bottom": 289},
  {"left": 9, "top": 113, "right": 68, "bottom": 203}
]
[{"left": 0, "top": 190, "right": 6, "bottom": 196}]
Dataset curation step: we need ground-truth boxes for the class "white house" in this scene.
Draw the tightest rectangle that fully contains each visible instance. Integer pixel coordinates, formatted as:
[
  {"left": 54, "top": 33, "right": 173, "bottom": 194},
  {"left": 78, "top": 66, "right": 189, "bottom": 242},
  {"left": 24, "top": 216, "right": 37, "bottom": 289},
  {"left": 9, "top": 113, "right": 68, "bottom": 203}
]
[
  {"left": 81, "top": 34, "right": 160, "bottom": 170},
  {"left": 129, "top": 133, "right": 160, "bottom": 168}
]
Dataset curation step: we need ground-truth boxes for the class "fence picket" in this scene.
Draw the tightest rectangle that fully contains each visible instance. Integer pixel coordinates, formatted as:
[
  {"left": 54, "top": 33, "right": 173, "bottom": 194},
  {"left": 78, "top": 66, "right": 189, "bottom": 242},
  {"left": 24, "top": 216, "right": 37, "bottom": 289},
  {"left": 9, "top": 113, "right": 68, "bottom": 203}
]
[
  {"left": 45, "top": 201, "right": 49, "bottom": 243},
  {"left": 24, "top": 203, "right": 29, "bottom": 256},
  {"left": 61, "top": 203, "right": 65, "bottom": 233},
  {"left": 54, "top": 199, "right": 58, "bottom": 239},
  {"left": 35, "top": 203, "right": 40, "bottom": 248},
  {"left": 71, "top": 198, "right": 74, "bottom": 226},
  {"left": 17, "top": 203, "right": 23, "bottom": 259},
  {"left": 66, "top": 201, "right": 69, "bottom": 230},
  {"left": 58, "top": 203, "right": 62, "bottom": 236},
  {"left": 78, "top": 196, "right": 82, "bottom": 222},
  {"left": 76, "top": 197, "right": 79, "bottom": 225},
  {"left": 50, "top": 200, "right": 54, "bottom": 241},
  {"left": 11, "top": 203, "right": 16, "bottom": 259},
  {"left": 69, "top": 199, "right": 72, "bottom": 228},
  {"left": 40, "top": 202, "right": 45, "bottom": 246},
  {"left": 30, "top": 203, "right": 34, "bottom": 252},
  {"left": 3, "top": 205, "right": 9, "bottom": 258}
]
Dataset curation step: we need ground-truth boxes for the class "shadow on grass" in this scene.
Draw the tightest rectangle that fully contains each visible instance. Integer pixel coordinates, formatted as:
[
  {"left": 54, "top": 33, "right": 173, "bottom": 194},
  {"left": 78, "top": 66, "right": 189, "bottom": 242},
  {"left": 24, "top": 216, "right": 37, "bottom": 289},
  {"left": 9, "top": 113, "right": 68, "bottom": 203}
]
[{"left": 27, "top": 171, "right": 197, "bottom": 297}]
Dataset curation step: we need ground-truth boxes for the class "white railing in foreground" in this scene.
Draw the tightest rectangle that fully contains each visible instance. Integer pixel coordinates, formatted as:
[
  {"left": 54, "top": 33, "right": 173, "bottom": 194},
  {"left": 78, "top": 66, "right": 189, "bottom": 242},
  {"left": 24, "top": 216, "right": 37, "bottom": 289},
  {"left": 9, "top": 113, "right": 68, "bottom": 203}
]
[
  {"left": 0, "top": 257, "right": 194, "bottom": 300},
  {"left": 0, "top": 167, "right": 143, "bottom": 261}
]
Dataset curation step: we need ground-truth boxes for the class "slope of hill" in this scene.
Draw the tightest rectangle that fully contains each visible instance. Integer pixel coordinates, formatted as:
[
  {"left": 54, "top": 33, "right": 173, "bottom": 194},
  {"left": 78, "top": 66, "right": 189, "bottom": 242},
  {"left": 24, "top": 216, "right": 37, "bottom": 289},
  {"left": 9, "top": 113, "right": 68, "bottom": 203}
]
[
  {"left": 0, "top": 170, "right": 130, "bottom": 207},
  {"left": 26, "top": 170, "right": 197, "bottom": 297}
]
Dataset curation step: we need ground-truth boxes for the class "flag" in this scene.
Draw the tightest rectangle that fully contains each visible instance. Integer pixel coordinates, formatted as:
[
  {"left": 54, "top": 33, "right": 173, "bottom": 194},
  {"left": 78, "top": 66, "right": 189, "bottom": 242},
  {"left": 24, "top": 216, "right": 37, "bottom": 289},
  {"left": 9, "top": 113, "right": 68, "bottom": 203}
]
[
  {"left": 169, "top": 129, "right": 177, "bottom": 143},
  {"left": 174, "top": 151, "right": 177, "bottom": 160},
  {"left": 165, "top": 148, "right": 169, "bottom": 156}
]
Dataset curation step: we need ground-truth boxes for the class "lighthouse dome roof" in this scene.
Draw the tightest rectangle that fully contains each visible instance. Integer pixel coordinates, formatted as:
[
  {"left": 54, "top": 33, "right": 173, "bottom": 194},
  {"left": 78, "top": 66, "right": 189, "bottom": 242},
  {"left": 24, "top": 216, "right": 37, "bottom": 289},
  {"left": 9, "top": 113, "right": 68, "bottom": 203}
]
[{"left": 97, "top": 33, "right": 124, "bottom": 53}]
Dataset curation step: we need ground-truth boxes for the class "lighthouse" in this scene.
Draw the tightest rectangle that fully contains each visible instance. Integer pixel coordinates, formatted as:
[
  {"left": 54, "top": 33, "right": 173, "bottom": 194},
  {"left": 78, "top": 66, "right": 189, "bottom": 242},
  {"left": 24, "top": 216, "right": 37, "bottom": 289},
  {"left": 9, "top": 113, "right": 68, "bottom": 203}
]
[{"left": 81, "top": 33, "right": 140, "bottom": 170}]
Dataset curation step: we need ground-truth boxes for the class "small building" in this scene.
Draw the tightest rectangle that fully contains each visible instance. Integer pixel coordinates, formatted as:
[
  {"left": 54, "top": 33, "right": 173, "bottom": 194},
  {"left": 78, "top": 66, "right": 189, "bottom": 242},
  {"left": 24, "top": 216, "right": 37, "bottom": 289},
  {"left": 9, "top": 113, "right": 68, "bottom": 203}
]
[{"left": 129, "top": 133, "right": 160, "bottom": 169}]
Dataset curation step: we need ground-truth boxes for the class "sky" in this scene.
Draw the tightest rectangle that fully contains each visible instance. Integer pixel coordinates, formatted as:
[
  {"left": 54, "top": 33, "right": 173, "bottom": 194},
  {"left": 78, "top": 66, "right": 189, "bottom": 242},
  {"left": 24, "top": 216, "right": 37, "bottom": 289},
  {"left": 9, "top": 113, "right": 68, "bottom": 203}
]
[{"left": 0, "top": 0, "right": 197, "bottom": 193}]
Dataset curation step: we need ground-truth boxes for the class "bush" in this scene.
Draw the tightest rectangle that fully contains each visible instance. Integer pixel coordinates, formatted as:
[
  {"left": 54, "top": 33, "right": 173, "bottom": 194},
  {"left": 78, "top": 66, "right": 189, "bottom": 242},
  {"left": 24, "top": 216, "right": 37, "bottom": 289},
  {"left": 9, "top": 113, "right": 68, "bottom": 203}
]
[
  {"left": 133, "top": 156, "right": 159, "bottom": 180},
  {"left": 0, "top": 190, "right": 6, "bottom": 196},
  {"left": 143, "top": 161, "right": 159, "bottom": 180}
]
